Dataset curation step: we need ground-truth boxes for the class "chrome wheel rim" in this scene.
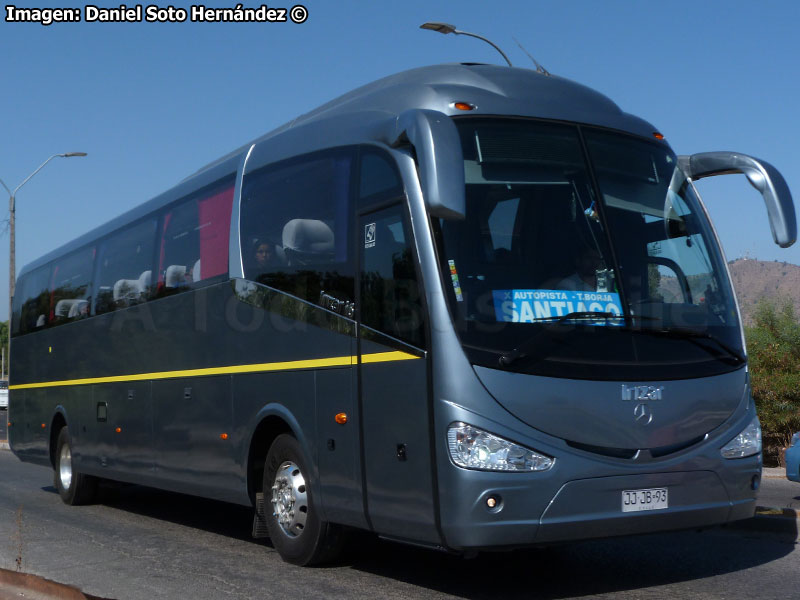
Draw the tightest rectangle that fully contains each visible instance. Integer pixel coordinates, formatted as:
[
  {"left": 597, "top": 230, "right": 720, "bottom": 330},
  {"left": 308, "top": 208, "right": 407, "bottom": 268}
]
[
  {"left": 270, "top": 460, "right": 308, "bottom": 538},
  {"left": 59, "top": 443, "right": 73, "bottom": 490}
]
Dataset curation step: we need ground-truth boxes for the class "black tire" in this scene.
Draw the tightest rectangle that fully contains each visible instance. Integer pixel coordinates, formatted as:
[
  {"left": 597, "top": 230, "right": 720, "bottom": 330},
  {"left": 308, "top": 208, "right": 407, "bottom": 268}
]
[
  {"left": 263, "top": 434, "right": 344, "bottom": 565},
  {"left": 54, "top": 427, "right": 97, "bottom": 505}
]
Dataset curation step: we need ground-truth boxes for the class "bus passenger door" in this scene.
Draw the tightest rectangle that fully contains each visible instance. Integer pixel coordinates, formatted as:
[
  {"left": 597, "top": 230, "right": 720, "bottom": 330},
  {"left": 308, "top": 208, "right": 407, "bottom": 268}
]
[{"left": 357, "top": 204, "right": 438, "bottom": 544}]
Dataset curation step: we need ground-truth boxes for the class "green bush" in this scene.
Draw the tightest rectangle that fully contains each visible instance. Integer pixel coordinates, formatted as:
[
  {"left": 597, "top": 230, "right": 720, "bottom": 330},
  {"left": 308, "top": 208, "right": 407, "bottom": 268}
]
[{"left": 745, "top": 298, "right": 800, "bottom": 466}]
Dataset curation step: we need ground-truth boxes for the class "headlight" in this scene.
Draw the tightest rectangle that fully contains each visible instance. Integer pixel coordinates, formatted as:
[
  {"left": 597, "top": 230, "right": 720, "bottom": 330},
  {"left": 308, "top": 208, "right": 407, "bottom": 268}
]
[
  {"left": 720, "top": 415, "right": 762, "bottom": 459},
  {"left": 447, "top": 423, "right": 554, "bottom": 472}
]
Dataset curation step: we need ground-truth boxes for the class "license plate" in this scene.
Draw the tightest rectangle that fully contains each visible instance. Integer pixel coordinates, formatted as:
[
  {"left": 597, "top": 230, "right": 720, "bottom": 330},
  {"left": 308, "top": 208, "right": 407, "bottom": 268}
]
[{"left": 621, "top": 488, "right": 668, "bottom": 512}]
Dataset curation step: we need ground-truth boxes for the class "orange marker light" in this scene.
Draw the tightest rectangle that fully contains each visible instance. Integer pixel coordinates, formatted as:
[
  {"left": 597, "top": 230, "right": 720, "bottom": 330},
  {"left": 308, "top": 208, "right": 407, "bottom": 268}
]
[
  {"left": 653, "top": 132, "right": 665, "bottom": 140},
  {"left": 453, "top": 102, "right": 475, "bottom": 111},
  {"left": 115, "top": 427, "right": 122, "bottom": 433},
  {"left": 335, "top": 412, "right": 348, "bottom": 425},
  {"left": 220, "top": 433, "right": 229, "bottom": 440},
  {"left": 41, "top": 423, "right": 46, "bottom": 429}
]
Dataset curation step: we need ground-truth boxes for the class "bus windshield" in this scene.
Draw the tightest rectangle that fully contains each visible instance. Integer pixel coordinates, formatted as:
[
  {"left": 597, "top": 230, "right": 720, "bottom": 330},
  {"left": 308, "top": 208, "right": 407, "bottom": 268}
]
[{"left": 436, "top": 118, "right": 743, "bottom": 380}]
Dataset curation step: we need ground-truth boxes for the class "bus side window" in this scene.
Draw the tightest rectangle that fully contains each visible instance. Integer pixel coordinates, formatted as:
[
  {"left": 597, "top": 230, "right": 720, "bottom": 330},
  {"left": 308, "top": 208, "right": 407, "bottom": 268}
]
[
  {"left": 13, "top": 265, "right": 52, "bottom": 336},
  {"left": 94, "top": 219, "right": 157, "bottom": 315},
  {"left": 359, "top": 150, "right": 403, "bottom": 205},
  {"left": 50, "top": 246, "right": 95, "bottom": 325},
  {"left": 156, "top": 181, "right": 233, "bottom": 296},
  {"left": 240, "top": 149, "right": 354, "bottom": 307},
  {"left": 360, "top": 205, "right": 424, "bottom": 348}
]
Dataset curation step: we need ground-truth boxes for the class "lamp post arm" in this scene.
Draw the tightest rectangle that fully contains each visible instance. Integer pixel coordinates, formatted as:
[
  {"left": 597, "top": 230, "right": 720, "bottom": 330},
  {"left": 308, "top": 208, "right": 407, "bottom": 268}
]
[
  {"left": 453, "top": 29, "right": 513, "bottom": 67},
  {"left": 11, "top": 154, "right": 63, "bottom": 198}
]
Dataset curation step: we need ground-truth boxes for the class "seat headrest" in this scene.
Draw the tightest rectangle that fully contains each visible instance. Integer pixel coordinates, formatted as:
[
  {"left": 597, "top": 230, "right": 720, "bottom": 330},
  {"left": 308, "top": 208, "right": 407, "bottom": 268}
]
[
  {"left": 192, "top": 260, "right": 201, "bottom": 282},
  {"left": 282, "top": 219, "right": 334, "bottom": 254},
  {"left": 164, "top": 265, "right": 187, "bottom": 288},
  {"left": 113, "top": 279, "right": 139, "bottom": 301},
  {"left": 138, "top": 270, "right": 152, "bottom": 293},
  {"left": 55, "top": 299, "right": 78, "bottom": 317}
]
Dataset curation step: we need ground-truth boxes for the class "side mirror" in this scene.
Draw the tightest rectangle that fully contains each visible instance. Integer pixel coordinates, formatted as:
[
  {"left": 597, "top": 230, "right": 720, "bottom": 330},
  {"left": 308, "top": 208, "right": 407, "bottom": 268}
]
[
  {"left": 677, "top": 152, "right": 796, "bottom": 248},
  {"left": 389, "top": 109, "right": 465, "bottom": 219}
]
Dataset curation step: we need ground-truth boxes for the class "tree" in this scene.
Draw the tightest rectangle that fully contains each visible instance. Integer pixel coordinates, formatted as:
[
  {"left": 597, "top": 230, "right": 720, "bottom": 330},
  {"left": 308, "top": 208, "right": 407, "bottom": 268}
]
[{"left": 745, "top": 298, "right": 800, "bottom": 466}]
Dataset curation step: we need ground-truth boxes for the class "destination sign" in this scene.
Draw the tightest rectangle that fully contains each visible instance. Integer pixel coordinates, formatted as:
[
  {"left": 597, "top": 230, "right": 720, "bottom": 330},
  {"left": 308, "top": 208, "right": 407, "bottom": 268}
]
[{"left": 492, "top": 289, "right": 623, "bottom": 323}]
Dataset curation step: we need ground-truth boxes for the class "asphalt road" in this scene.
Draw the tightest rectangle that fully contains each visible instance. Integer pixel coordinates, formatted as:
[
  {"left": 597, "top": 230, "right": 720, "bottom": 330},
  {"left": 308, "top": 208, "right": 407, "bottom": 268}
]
[
  {"left": 0, "top": 450, "right": 798, "bottom": 600},
  {"left": 760, "top": 470, "right": 800, "bottom": 510}
]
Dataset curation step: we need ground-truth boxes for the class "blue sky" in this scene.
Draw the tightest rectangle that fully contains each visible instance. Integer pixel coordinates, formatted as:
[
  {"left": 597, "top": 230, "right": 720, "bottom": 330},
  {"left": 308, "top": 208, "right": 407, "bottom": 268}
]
[{"left": 1, "top": 0, "right": 798, "bottom": 318}]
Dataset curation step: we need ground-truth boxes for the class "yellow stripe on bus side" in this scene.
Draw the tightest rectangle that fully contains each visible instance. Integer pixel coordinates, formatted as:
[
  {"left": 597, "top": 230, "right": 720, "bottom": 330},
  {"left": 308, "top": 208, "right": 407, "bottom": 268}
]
[
  {"left": 8, "top": 350, "right": 421, "bottom": 391},
  {"left": 360, "top": 350, "right": 421, "bottom": 364}
]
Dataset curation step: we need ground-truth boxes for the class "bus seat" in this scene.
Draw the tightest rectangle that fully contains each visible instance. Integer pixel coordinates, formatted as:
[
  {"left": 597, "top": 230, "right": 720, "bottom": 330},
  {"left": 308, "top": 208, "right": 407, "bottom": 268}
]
[
  {"left": 165, "top": 265, "right": 187, "bottom": 288},
  {"left": 138, "top": 270, "right": 152, "bottom": 295},
  {"left": 67, "top": 300, "right": 89, "bottom": 319},
  {"left": 192, "top": 260, "right": 201, "bottom": 282},
  {"left": 55, "top": 299, "right": 80, "bottom": 318},
  {"left": 113, "top": 279, "right": 140, "bottom": 303},
  {"left": 282, "top": 219, "right": 334, "bottom": 265}
]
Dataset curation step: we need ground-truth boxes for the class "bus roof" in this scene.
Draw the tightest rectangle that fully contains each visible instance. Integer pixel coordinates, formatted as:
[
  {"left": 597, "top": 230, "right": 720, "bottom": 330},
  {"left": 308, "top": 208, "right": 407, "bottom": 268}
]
[{"left": 190, "top": 63, "right": 658, "bottom": 178}]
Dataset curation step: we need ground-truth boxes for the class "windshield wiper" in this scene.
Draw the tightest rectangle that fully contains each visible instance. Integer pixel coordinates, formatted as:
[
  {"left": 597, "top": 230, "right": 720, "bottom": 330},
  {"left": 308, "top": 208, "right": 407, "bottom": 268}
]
[
  {"left": 527, "top": 311, "right": 624, "bottom": 324},
  {"left": 634, "top": 327, "right": 746, "bottom": 365},
  {"left": 499, "top": 311, "right": 624, "bottom": 366}
]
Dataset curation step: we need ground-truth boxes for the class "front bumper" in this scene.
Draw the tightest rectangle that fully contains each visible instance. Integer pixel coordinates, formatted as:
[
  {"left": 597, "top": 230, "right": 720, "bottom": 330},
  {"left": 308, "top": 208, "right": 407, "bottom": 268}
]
[{"left": 439, "top": 460, "right": 760, "bottom": 551}]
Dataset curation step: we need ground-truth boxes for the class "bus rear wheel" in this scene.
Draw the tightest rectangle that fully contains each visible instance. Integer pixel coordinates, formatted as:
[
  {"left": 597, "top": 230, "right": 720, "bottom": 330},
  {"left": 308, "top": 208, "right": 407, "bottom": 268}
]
[
  {"left": 263, "top": 434, "right": 344, "bottom": 565},
  {"left": 54, "top": 427, "right": 97, "bottom": 505}
]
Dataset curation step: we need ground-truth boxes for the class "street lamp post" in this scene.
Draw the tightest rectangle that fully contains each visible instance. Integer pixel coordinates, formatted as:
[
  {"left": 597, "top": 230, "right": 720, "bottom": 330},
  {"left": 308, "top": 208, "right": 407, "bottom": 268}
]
[
  {"left": 420, "top": 22, "right": 514, "bottom": 67},
  {"left": 0, "top": 152, "right": 87, "bottom": 377}
]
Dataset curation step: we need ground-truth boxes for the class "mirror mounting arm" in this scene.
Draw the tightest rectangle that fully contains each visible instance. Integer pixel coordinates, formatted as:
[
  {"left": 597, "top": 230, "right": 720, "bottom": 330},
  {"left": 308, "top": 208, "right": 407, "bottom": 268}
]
[
  {"left": 383, "top": 109, "right": 466, "bottom": 220},
  {"left": 678, "top": 152, "right": 796, "bottom": 248}
]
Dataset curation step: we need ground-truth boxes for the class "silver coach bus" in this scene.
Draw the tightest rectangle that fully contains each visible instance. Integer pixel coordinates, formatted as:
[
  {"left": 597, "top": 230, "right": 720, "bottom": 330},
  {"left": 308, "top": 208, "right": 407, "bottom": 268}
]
[{"left": 9, "top": 61, "right": 795, "bottom": 565}]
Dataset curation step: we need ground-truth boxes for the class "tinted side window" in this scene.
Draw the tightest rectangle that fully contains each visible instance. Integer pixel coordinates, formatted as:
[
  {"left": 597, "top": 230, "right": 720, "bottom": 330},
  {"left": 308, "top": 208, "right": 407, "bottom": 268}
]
[
  {"left": 14, "top": 265, "right": 52, "bottom": 336},
  {"left": 241, "top": 149, "right": 354, "bottom": 306},
  {"left": 94, "top": 219, "right": 157, "bottom": 315},
  {"left": 51, "top": 246, "right": 95, "bottom": 324},
  {"left": 156, "top": 180, "right": 234, "bottom": 296},
  {"left": 359, "top": 150, "right": 402, "bottom": 204},
  {"left": 359, "top": 205, "right": 424, "bottom": 348}
]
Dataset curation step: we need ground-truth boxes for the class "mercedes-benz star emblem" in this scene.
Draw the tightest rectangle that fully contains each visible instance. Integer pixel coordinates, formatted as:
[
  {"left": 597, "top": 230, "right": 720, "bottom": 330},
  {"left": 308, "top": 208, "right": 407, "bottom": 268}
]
[{"left": 633, "top": 403, "right": 653, "bottom": 425}]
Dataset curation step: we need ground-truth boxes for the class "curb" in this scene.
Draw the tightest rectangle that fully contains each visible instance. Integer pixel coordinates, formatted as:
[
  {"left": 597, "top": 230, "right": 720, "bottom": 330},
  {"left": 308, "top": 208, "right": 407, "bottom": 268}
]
[
  {"left": 761, "top": 467, "right": 787, "bottom": 479},
  {"left": 755, "top": 505, "right": 800, "bottom": 520}
]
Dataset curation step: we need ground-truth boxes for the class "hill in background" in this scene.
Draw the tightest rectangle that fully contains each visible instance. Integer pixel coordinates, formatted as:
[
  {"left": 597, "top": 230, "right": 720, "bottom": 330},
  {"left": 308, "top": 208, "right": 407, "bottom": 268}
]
[{"left": 727, "top": 258, "right": 800, "bottom": 325}]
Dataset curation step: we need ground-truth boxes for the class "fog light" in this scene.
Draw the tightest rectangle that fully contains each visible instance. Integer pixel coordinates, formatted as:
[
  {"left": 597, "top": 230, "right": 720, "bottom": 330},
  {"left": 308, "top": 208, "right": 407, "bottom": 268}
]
[{"left": 485, "top": 494, "right": 503, "bottom": 513}]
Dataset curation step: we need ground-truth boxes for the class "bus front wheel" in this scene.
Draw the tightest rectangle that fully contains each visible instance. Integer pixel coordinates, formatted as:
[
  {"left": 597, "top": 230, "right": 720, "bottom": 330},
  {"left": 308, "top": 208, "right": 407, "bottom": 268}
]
[
  {"left": 54, "top": 427, "right": 97, "bottom": 505},
  {"left": 263, "top": 434, "right": 344, "bottom": 565}
]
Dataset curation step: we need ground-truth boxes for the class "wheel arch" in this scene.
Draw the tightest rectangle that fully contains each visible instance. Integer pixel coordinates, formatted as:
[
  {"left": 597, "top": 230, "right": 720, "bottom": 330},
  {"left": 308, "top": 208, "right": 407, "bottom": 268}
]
[{"left": 246, "top": 403, "right": 314, "bottom": 504}]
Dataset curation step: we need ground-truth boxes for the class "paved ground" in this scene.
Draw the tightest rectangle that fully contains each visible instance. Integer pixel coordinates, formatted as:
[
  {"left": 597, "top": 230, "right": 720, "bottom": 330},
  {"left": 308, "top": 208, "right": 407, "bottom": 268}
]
[{"left": 760, "top": 467, "right": 800, "bottom": 510}]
